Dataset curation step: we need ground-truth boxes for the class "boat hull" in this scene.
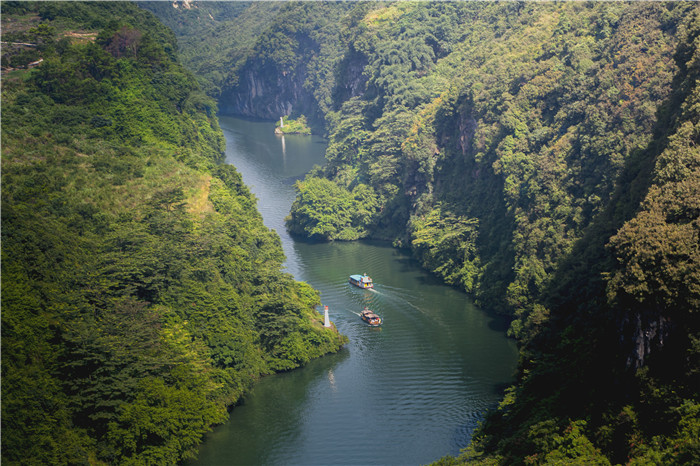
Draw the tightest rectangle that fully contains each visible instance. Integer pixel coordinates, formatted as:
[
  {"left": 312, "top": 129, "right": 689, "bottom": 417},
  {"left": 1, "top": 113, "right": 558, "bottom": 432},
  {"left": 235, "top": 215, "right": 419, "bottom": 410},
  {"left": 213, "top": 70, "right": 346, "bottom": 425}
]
[{"left": 360, "top": 308, "right": 382, "bottom": 326}]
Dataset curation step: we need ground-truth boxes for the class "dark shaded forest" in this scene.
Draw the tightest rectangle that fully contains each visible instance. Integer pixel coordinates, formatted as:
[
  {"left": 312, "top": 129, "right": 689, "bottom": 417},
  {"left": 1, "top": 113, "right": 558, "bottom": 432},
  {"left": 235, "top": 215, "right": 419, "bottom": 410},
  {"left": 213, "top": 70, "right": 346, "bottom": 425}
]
[
  {"left": 145, "top": 1, "right": 699, "bottom": 463},
  {"left": 3, "top": 1, "right": 698, "bottom": 464},
  {"left": 1, "top": 2, "right": 346, "bottom": 464}
]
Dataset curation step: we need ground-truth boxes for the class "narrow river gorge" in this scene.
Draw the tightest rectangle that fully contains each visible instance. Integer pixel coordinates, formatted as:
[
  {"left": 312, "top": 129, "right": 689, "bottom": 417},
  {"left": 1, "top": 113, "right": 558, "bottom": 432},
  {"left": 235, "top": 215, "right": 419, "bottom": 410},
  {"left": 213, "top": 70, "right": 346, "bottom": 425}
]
[{"left": 189, "top": 116, "right": 518, "bottom": 465}]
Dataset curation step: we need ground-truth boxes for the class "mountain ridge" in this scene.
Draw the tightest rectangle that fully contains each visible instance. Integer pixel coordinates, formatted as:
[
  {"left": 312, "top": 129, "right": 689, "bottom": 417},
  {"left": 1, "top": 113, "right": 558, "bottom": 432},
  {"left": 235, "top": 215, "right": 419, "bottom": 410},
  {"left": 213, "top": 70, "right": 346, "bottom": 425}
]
[{"left": 149, "top": 1, "right": 699, "bottom": 463}]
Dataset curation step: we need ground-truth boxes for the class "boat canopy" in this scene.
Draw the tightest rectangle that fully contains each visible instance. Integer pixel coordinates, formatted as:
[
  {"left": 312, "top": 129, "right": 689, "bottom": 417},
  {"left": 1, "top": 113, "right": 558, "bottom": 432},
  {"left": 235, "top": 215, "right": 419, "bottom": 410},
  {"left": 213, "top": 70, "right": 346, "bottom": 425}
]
[{"left": 350, "top": 274, "right": 372, "bottom": 283}]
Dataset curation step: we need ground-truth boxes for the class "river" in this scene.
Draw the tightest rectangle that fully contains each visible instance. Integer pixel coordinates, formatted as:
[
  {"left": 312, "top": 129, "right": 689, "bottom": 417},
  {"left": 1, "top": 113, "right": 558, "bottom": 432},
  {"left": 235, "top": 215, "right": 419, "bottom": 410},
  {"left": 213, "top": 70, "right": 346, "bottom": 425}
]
[{"left": 189, "top": 116, "right": 518, "bottom": 465}]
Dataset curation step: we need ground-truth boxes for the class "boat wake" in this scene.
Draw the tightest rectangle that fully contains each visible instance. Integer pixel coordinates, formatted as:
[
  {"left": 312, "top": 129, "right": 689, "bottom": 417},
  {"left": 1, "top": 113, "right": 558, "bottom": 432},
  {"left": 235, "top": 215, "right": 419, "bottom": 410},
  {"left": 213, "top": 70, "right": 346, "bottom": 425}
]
[{"left": 372, "top": 287, "right": 423, "bottom": 313}]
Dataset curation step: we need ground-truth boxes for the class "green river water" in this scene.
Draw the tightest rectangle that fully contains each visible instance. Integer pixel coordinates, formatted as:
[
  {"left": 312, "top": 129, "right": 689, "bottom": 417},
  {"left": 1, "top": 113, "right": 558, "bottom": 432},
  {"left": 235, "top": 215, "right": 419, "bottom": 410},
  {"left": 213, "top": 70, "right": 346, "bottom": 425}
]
[{"left": 189, "top": 116, "right": 518, "bottom": 465}]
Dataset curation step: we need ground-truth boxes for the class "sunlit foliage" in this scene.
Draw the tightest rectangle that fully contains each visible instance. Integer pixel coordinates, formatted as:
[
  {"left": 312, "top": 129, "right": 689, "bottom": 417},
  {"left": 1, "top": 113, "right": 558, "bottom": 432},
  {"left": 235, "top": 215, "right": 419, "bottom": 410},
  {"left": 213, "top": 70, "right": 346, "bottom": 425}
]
[
  {"left": 129, "top": 1, "right": 699, "bottom": 463},
  {"left": 1, "top": 3, "right": 346, "bottom": 463}
]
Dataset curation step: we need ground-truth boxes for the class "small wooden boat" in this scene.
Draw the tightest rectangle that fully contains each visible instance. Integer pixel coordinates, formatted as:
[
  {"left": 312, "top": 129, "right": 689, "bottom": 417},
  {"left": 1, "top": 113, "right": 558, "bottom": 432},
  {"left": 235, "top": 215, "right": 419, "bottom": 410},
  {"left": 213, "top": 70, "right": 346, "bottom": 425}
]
[
  {"left": 360, "top": 307, "right": 382, "bottom": 326},
  {"left": 349, "top": 273, "right": 373, "bottom": 289}
]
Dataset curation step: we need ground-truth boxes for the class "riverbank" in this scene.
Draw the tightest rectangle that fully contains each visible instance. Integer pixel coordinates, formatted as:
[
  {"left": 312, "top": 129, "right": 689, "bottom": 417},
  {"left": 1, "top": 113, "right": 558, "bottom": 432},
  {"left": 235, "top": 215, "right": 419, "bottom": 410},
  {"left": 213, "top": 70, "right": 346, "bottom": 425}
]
[{"left": 190, "top": 115, "right": 517, "bottom": 465}]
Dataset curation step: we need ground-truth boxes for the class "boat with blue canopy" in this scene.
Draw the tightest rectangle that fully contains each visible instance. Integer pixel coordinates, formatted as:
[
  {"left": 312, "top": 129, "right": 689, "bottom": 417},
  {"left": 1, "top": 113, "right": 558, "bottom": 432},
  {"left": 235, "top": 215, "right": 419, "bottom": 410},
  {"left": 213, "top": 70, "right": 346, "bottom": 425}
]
[{"left": 349, "top": 273, "right": 373, "bottom": 289}]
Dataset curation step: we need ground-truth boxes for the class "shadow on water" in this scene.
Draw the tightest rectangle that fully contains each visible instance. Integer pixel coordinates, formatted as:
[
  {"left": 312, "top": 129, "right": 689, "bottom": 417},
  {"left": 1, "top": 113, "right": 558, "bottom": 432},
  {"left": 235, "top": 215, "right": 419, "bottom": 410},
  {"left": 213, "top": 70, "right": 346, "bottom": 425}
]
[
  {"left": 385, "top": 241, "right": 514, "bottom": 335},
  {"left": 283, "top": 174, "right": 307, "bottom": 184},
  {"left": 486, "top": 314, "right": 513, "bottom": 333},
  {"left": 187, "top": 348, "right": 350, "bottom": 466}
]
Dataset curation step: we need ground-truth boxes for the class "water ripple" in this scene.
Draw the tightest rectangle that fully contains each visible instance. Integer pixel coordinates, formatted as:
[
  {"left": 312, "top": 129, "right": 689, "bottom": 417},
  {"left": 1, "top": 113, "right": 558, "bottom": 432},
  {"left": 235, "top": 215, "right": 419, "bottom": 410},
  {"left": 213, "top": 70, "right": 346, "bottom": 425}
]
[{"left": 190, "top": 116, "right": 518, "bottom": 466}]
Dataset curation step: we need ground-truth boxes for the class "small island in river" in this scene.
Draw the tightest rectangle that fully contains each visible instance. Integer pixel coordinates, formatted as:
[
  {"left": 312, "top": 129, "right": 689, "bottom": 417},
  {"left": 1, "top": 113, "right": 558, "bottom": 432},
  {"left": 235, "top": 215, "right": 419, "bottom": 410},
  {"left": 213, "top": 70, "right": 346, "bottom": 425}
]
[{"left": 275, "top": 115, "right": 312, "bottom": 135}]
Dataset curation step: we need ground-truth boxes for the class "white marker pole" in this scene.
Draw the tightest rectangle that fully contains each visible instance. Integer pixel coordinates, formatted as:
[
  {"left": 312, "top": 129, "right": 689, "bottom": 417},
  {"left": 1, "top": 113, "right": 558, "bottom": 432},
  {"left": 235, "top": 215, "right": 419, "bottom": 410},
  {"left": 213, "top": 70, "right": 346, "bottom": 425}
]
[{"left": 323, "top": 305, "right": 331, "bottom": 327}]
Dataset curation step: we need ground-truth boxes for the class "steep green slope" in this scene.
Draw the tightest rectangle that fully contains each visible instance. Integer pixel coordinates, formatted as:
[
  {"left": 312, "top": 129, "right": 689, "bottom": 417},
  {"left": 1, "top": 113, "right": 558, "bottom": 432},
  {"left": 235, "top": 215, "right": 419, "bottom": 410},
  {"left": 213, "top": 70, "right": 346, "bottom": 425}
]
[
  {"left": 283, "top": 1, "right": 693, "bottom": 317},
  {"left": 216, "top": 1, "right": 351, "bottom": 124},
  {"left": 1, "top": 2, "right": 346, "bottom": 464},
  {"left": 143, "top": 1, "right": 352, "bottom": 125},
  {"left": 147, "top": 1, "right": 699, "bottom": 463},
  {"left": 452, "top": 11, "right": 700, "bottom": 462},
  {"left": 137, "top": 1, "right": 277, "bottom": 98}
]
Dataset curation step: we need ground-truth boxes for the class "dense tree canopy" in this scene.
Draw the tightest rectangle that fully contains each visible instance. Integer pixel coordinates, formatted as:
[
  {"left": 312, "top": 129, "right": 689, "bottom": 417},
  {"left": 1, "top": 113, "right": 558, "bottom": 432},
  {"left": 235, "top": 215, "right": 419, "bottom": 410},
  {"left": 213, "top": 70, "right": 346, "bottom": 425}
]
[
  {"left": 1, "top": 3, "right": 346, "bottom": 463},
  {"left": 6, "top": 1, "right": 696, "bottom": 464},
  {"left": 153, "top": 1, "right": 700, "bottom": 463}
]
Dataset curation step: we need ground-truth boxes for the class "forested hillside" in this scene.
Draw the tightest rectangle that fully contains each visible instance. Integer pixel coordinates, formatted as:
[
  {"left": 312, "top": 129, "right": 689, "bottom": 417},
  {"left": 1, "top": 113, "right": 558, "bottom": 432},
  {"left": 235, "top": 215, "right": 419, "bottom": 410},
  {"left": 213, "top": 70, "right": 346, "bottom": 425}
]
[
  {"left": 136, "top": 1, "right": 270, "bottom": 98},
  {"left": 140, "top": 1, "right": 353, "bottom": 125},
  {"left": 1, "top": 2, "right": 346, "bottom": 464},
  {"left": 152, "top": 1, "right": 699, "bottom": 463}
]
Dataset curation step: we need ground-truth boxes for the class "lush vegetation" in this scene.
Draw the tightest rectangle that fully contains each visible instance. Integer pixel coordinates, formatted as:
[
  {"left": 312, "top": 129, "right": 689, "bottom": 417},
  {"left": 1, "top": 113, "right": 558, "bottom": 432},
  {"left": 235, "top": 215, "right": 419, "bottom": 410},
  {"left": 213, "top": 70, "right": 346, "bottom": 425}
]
[
  {"left": 141, "top": 1, "right": 352, "bottom": 125},
  {"left": 1, "top": 2, "right": 346, "bottom": 464},
  {"left": 275, "top": 114, "right": 311, "bottom": 135},
  {"left": 136, "top": 1, "right": 267, "bottom": 99},
  {"left": 285, "top": 176, "right": 379, "bottom": 241},
  {"left": 153, "top": 1, "right": 700, "bottom": 463}
]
